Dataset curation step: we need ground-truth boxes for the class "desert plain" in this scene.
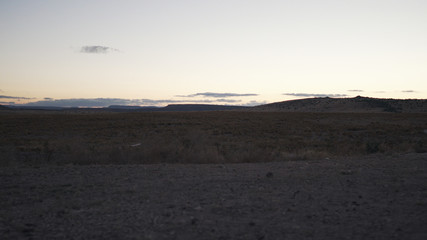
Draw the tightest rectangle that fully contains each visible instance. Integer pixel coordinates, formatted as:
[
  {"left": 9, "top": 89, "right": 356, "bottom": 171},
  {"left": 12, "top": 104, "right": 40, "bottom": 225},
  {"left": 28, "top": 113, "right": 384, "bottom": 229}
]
[{"left": 1, "top": 110, "right": 426, "bottom": 239}]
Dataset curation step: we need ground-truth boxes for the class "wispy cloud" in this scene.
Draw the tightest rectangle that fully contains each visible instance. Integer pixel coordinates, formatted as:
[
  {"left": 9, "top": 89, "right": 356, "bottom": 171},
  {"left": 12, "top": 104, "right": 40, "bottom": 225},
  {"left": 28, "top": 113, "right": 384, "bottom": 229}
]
[
  {"left": 213, "top": 99, "right": 242, "bottom": 103},
  {"left": 80, "top": 45, "right": 119, "bottom": 54},
  {"left": 0, "top": 95, "right": 33, "bottom": 100},
  {"left": 402, "top": 90, "right": 416, "bottom": 93},
  {"left": 347, "top": 90, "right": 364, "bottom": 92},
  {"left": 0, "top": 101, "right": 14, "bottom": 105},
  {"left": 283, "top": 93, "right": 348, "bottom": 98},
  {"left": 176, "top": 92, "right": 258, "bottom": 98}
]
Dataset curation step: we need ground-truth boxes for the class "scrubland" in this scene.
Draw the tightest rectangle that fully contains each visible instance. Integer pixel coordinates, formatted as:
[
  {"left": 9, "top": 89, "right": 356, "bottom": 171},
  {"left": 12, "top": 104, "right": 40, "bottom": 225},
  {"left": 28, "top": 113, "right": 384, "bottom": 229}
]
[
  {"left": 1, "top": 111, "right": 426, "bottom": 166},
  {"left": 1, "top": 111, "right": 427, "bottom": 239}
]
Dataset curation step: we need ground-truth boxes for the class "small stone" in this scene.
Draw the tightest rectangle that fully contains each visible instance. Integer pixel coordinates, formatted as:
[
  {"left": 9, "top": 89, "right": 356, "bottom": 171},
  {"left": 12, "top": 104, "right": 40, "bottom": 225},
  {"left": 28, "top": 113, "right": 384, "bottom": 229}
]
[
  {"left": 266, "top": 172, "right": 273, "bottom": 178},
  {"left": 341, "top": 170, "right": 353, "bottom": 175}
]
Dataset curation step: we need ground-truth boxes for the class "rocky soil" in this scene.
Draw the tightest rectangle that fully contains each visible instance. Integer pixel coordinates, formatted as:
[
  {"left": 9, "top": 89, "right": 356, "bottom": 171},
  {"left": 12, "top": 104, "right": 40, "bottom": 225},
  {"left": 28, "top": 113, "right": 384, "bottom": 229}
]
[{"left": 1, "top": 153, "right": 427, "bottom": 240}]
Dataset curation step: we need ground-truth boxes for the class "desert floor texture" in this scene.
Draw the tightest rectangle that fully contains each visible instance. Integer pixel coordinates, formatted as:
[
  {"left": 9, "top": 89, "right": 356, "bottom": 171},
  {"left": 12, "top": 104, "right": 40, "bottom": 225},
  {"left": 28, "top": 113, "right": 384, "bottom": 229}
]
[{"left": 1, "top": 152, "right": 427, "bottom": 240}]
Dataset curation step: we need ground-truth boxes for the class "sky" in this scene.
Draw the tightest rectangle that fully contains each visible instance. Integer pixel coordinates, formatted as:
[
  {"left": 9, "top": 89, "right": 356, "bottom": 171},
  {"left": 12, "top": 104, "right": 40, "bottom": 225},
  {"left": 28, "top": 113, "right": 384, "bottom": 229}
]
[{"left": 1, "top": 0, "right": 426, "bottom": 107}]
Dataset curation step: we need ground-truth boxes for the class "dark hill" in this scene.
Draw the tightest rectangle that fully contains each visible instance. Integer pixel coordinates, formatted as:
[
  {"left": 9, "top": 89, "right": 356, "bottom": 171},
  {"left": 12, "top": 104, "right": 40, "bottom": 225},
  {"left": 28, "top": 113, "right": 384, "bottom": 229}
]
[
  {"left": 251, "top": 96, "right": 427, "bottom": 113},
  {"left": 108, "top": 104, "right": 247, "bottom": 112},
  {"left": 162, "top": 104, "right": 247, "bottom": 111},
  {"left": 7, "top": 104, "right": 247, "bottom": 112},
  {"left": 107, "top": 105, "right": 160, "bottom": 112},
  {"left": 0, "top": 105, "right": 10, "bottom": 110}
]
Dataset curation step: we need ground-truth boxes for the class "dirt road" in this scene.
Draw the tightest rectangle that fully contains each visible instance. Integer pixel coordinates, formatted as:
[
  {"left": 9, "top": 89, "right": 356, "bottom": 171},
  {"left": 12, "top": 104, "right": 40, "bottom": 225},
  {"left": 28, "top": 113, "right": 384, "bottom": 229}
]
[{"left": 1, "top": 153, "right": 427, "bottom": 239}]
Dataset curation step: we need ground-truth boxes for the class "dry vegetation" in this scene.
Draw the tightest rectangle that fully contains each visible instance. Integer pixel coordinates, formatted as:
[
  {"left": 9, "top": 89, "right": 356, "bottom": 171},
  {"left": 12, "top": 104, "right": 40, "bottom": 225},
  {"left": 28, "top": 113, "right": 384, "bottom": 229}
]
[{"left": 0, "top": 111, "right": 426, "bottom": 166}]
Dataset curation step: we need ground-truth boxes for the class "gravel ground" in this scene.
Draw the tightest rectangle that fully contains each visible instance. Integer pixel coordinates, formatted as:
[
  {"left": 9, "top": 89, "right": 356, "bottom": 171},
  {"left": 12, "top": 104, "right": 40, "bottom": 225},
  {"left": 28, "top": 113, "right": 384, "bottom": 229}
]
[{"left": 1, "top": 153, "right": 427, "bottom": 240}]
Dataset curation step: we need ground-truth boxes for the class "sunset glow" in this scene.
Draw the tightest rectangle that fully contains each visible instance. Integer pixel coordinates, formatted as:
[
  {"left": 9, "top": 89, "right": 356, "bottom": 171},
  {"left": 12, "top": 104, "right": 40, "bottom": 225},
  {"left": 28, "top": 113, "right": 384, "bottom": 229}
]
[{"left": 1, "top": 0, "right": 426, "bottom": 107}]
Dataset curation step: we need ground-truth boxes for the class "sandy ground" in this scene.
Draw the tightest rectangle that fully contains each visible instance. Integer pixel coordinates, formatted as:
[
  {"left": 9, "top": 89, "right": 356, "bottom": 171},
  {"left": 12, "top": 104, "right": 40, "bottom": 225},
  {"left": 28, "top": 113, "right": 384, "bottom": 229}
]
[{"left": 1, "top": 153, "right": 427, "bottom": 240}]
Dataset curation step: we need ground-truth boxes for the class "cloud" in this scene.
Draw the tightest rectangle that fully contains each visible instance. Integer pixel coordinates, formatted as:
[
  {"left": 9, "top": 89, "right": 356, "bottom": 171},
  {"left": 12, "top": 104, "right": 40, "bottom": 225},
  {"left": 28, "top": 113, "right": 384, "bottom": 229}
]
[
  {"left": 44, "top": 97, "right": 53, "bottom": 100},
  {"left": 347, "top": 90, "right": 364, "bottom": 92},
  {"left": 402, "top": 90, "right": 416, "bottom": 93},
  {"left": 213, "top": 99, "right": 242, "bottom": 103},
  {"left": 0, "top": 101, "right": 14, "bottom": 105},
  {"left": 176, "top": 92, "right": 258, "bottom": 98},
  {"left": 283, "top": 93, "right": 348, "bottom": 98},
  {"left": 0, "top": 95, "right": 33, "bottom": 100},
  {"left": 80, "top": 45, "right": 119, "bottom": 54},
  {"left": 20, "top": 98, "right": 243, "bottom": 108}
]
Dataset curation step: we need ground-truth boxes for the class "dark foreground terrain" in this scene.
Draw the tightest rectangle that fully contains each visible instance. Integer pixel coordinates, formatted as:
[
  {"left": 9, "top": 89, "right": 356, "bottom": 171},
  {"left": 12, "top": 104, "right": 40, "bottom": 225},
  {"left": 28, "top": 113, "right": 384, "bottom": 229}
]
[
  {"left": 1, "top": 153, "right": 427, "bottom": 239},
  {"left": 1, "top": 111, "right": 426, "bottom": 239},
  {"left": 1, "top": 111, "right": 426, "bottom": 166}
]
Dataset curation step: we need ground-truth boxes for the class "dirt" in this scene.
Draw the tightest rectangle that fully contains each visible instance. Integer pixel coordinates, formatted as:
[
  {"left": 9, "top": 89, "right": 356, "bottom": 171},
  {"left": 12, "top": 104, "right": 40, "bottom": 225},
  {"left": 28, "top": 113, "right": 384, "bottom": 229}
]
[{"left": 1, "top": 153, "right": 427, "bottom": 240}]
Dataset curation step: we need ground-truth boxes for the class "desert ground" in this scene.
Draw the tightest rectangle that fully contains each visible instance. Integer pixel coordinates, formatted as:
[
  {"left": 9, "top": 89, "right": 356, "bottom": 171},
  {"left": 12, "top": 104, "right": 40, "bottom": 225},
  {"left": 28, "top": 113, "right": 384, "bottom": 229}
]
[
  {"left": 1, "top": 111, "right": 426, "bottom": 165},
  {"left": 1, "top": 153, "right": 427, "bottom": 239},
  {"left": 1, "top": 111, "right": 426, "bottom": 239}
]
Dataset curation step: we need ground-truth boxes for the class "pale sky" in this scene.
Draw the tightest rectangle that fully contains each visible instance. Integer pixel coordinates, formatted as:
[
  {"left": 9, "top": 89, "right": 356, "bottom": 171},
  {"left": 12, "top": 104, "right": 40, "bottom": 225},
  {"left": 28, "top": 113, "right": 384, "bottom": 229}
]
[{"left": 1, "top": 0, "right": 426, "bottom": 107}]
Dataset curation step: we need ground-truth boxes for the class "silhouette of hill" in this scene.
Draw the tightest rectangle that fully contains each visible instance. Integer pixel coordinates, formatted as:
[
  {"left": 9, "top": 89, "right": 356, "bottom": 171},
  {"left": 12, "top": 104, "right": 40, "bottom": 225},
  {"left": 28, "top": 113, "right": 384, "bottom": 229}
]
[
  {"left": 7, "top": 104, "right": 247, "bottom": 112},
  {"left": 107, "top": 104, "right": 246, "bottom": 112},
  {"left": 107, "top": 105, "right": 160, "bottom": 112},
  {"left": 162, "top": 104, "right": 246, "bottom": 111},
  {"left": 0, "top": 105, "right": 10, "bottom": 110},
  {"left": 251, "top": 96, "right": 427, "bottom": 113},
  {"left": 6, "top": 97, "right": 427, "bottom": 113},
  {"left": 7, "top": 106, "right": 65, "bottom": 111}
]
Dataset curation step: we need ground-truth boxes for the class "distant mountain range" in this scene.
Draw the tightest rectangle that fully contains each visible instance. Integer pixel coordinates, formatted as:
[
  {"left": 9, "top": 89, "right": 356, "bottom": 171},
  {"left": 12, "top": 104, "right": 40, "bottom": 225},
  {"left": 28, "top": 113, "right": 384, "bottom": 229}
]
[
  {"left": 1, "top": 104, "right": 247, "bottom": 112},
  {"left": 251, "top": 96, "right": 427, "bottom": 113},
  {"left": 108, "top": 104, "right": 246, "bottom": 112},
  {"left": 1, "top": 96, "right": 426, "bottom": 113}
]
